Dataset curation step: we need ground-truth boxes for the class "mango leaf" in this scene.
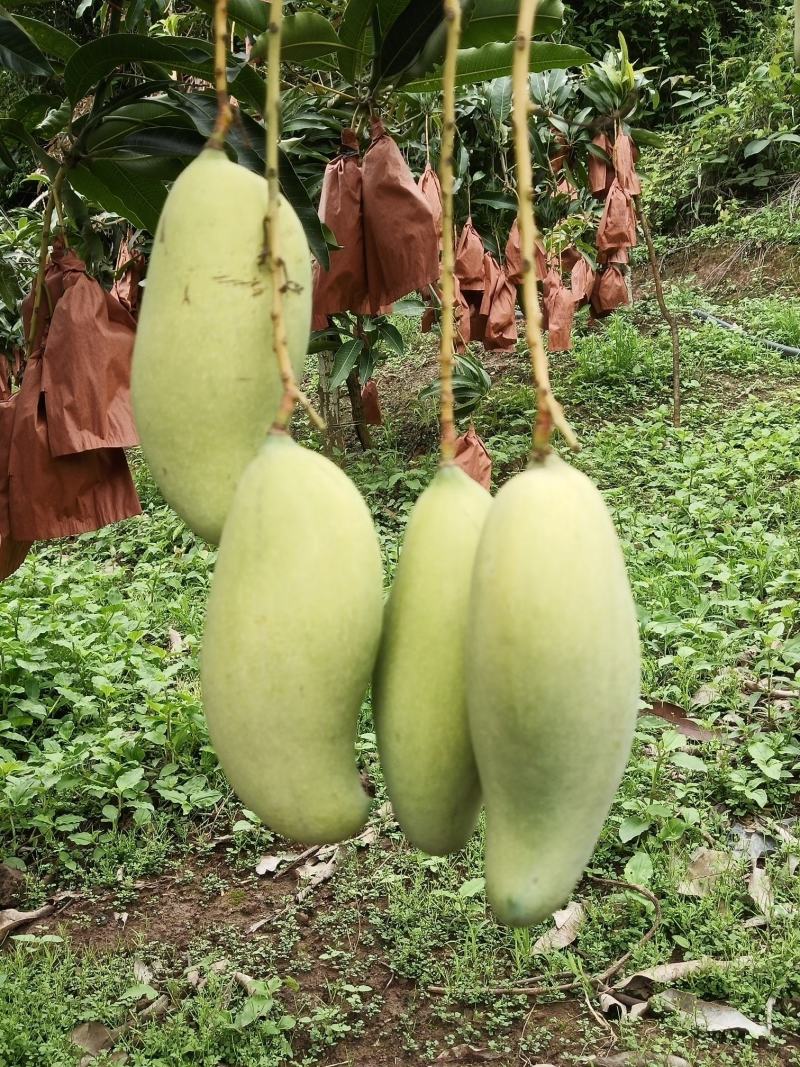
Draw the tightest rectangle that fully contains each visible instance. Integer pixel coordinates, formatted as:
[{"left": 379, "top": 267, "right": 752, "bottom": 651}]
[
  {"left": 377, "top": 0, "right": 410, "bottom": 33},
  {"left": 12, "top": 15, "right": 77, "bottom": 60},
  {"left": 376, "top": 0, "right": 447, "bottom": 82},
  {"left": 0, "top": 117, "right": 59, "bottom": 174},
  {"left": 402, "top": 42, "right": 591, "bottom": 93},
  {"left": 252, "top": 12, "right": 342, "bottom": 64},
  {"left": 461, "top": 0, "right": 563, "bottom": 48},
  {"left": 0, "top": 5, "right": 52, "bottom": 75},
  {"left": 159, "top": 90, "right": 329, "bottom": 266},
  {"left": 329, "top": 338, "right": 364, "bottom": 390},
  {"left": 338, "top": 0, "right": 377, "bottom": 84},
  {"left": 68, "top": 159, "right": 167, "bottom": 232},
  {"left": 64, "top": 35, "right": 265, "bottom": 114},
  {"left": 190, "top": 0, "right": 264, "bottom": 31}
]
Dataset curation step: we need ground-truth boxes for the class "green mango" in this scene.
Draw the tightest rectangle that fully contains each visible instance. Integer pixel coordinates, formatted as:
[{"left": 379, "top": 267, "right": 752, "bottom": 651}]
[
  {"left": 467, "top": 454, "right": 640, "bottom": 926},
  {"left": 201, "top": 433, "right": 383, "bottom": 844},
  {"left": 373, "top": 464, "right": 491, "bottom": 855},
  {"left": 131, "top": 147, "right": 311, "bottom": 545}
]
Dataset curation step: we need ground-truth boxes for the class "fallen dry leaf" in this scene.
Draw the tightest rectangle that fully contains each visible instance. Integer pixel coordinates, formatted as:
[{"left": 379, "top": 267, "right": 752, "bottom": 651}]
[
  {"left": 255, "top": 855, "right": 283, "bottom": 877},
  {"left": 643, "top": 700, "right": 716, "bottom": 742},
  {"left": 0, "top": 903, "right": 54, "bottom": 943},
  {"left": 731, "top": 821, "right": 774, "bottom": 863},
  {"left": 602, "top": 956, "right": 756, "bottom": 1016},
  {"left": 690, "top": 684, "right": 719, "bottom": 708},
  {"left": 296, "top": 845, "right": 340, "bottom": 902},
  {"left": 70, "top": 1021, "right": 118, "bottom": 1055},
  {"left": 0, "top": 862, "right": 25, "bottom": 908},
  {"left": 167, "top": 628, "right": 183, "bottom": 653},
  {"left": 133, "top": 960, "right": 153, "bottom": 985},
  {"left": 652, "top": 988, "right": 769, "bottom": 1038},
  {"left": 677, "top": 847, "right": 737, "bottom": 897},
  {"left": 434, "top": 1045, "right": 504, "bottom": 1062},
  {"left": 354, "top": 824, "right": 379, "bottom": 847},
  {"left": 139, "top": 994, "right": 169, "bottom": 1021},
  {"left": 532, "top": 901, "right": 585, "bottom": 954},
  {"left": 748, "top": 864, "right": 795, "bottom": 922}
]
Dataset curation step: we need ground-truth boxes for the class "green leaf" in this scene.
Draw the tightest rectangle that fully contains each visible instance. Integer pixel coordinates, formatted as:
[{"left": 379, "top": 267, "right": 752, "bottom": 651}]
[
  {"left": 378, "top": 321, "right": 404, "bottom": 357},
  {"left": 338, "top": 0, "right": 378, "bottom": 84},
  {"left": 156, "top": 90, "right": 328, "bottom": 265},
  {"left": 116, "top": 767, "right": 145, "bottom": 792},
  {"left": 329, "top": 339, "right": 364, "bottom": 390},
  {"left": 12, "top": 15, "right": 77, "bottom": 60},
  {"left": 401, "top": 41, "right": 591, "bottom": 93},
  {"left": 624, "top": 851, "right": 654, "bottom": 885},
  {"left": 0, "top": 5, "right": 52, "bottom": 75},
  {"left": 671, "top": 751, "right": 708, "bottom": 773},
  {"left": 36, "top": 99, "right": 72, "bottom": 138},
  {"left": 458, "top": 876, "right": 485, "bottom": 898},
  {"left": 461, "top": 0, "right": 563, "bottom": 48},
  {"left": 743, "top": 137, "right": 773, "bottom": 159},
  {"left": 619, "top": 816, "right": 652, "bottom": 843},
  {"left": 120, "top": 125, "right": 208, "bottom": 159},
  {"left": 0, "top": 117, "right": 60, "bottom": 175},
  {"left": 192, "top": 0, "right": 268, "bottom": 33},
  {"left": 68, "top": 159, "right": 167, "bottom": 232},
  {"left": 472, "top": 193, "right": 517, "bottom": 212},
  {"left": 64, "top": 35, "right": 265, "bottom": 114},
  {"left": 252, "top": 12, "right": 342, "bottom": 64},
  {"left": 377, "top": 0, "right": 447, "bottom": 82},
  {"left": 488, "top": 76, "right": 512, "bottom": 122}
]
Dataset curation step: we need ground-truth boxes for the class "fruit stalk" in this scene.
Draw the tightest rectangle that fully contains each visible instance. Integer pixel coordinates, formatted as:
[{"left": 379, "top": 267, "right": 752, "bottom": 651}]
[
  {"left": 207, "top": 0, "right": 234, "bottom": 150},
  {"left": 27, "top": 166, "right": 67, "bottom": 356},
  {"left": 264, "top": 0, "right": 324, "bottom": 432},
  {"left": 264, "top": 2, "right": 324, "bottom": 433},
  {"left": 437, "top": 0, "right": 462, "bottom": 464},
  {"left": 511, "top": 0, "right": 578, "bottom": 460}
]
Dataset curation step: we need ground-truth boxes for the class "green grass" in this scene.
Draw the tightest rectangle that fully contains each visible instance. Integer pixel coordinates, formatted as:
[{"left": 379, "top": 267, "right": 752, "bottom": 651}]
[{"left": 1, "top": 287, "right": 800, "bottom": 1064}]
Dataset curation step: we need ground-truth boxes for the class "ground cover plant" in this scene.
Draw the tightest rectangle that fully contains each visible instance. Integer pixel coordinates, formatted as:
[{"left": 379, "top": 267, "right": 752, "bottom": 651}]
[{"left": 1, "top": 274, "right": 799, "bottom": 1064}]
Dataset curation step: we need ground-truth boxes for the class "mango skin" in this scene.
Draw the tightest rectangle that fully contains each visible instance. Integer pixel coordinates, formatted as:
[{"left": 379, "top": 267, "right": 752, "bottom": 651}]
[
  {"left": 373, "top": 465, "right": 491, "bottom": 855},
  {"left": 201, "top": 434, "right": 383, "bottom": 844},
  {"left": 132, "top": 148, "right": 311, "bottom": 545},
  {"left": 467, "top": 454, "right": 640, "bottom": 926}
]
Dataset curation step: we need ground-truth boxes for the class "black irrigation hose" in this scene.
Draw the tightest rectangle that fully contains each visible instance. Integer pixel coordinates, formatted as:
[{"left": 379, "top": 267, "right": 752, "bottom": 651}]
[{"left": 691, "top": 309, "right": 800, "bottom": 359}]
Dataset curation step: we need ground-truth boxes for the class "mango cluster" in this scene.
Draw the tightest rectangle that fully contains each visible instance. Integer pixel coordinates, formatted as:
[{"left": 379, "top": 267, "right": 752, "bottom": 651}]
[{"left": 132, "top": 151, "right": 640, "bottom": 928}]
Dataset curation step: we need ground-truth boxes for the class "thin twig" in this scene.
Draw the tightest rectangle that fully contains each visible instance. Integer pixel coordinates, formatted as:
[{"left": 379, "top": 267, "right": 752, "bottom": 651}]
[
  {"left": 634, "top": 196, "right": 681, "bottom": 428},
  {"left": 436, "top": 0, "right": 462, "bottom": 464},
  {"left": 263, "top": 1, "right": 324, "bottom": 433},
  {"left": 207, "top": 0, "right": 235, "bottom": 149},
  {"left": 512, "top": 0, "right": 578, "bottom": 460}
]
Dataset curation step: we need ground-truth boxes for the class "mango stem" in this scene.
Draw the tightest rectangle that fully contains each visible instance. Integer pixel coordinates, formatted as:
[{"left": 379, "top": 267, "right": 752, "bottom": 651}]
[
  {"left": 511, "top": 0, "right": 579, "bottom": 461},
  {"left": 437, "top": 0, "right": 462, "bottom": 466},
  {"left": 27, "top": 166, "right": 67, "bottom": 357},
  {"left": 264, "top": 0, "right": 324, "bottom": 433},
  {"left": 207, "top": 0, "right": 235, "bottom": 150}
]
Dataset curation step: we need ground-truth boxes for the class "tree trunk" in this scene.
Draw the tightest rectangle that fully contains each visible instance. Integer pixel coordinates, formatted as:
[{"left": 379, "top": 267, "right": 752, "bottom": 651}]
[
  {"left": 317, "top": 351, "right": 344, "bottom": 455},
  {"left": 346, "top": 369, "right": 372, "bottom": 451}
]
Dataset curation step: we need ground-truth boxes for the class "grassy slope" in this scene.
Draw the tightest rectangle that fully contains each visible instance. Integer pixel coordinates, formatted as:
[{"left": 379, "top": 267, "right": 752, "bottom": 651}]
[{"left": 1, "top": 283, "right": 799, "bottom": 1066}]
